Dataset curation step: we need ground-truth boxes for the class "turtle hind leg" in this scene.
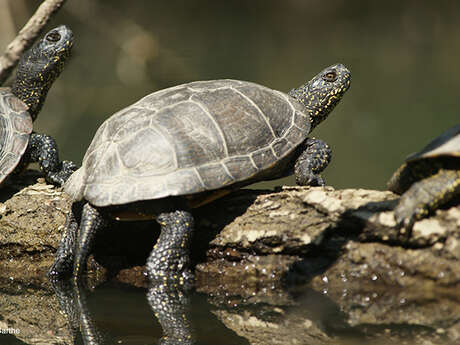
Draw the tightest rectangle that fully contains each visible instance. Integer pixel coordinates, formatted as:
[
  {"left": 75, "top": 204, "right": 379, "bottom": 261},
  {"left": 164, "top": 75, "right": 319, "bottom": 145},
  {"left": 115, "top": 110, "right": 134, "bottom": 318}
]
[
  {"left": 72, "top": 203, "right": 106, "bottom": 278},
  {"left": 49, "top": 202, "right": 105, "bottom": 279},
  {"left": 147, "top": 210, "right": 195, "bottom": 285},
  {"left": 394, "top": 169, "right": 460, "bottom": 231},
  {"left": 22, "top": 132, "right": 77, "bottom": 186},
  {"left": 48, "top": 203, "right": 81, "bottom": 278},
  {"left": 294, "top": 137, "right": 332, "bottom": 186}
]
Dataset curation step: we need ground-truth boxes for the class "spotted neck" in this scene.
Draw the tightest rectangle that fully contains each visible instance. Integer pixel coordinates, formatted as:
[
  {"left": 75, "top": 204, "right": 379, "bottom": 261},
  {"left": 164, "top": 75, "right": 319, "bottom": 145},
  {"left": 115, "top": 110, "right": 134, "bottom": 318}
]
[{"left": 11, "top": 50, "right": 55, "bottom": 121}]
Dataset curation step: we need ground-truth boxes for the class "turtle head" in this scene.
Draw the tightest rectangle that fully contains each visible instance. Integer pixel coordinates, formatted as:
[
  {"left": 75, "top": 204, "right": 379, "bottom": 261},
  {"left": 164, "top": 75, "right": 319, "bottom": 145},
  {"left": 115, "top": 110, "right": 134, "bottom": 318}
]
[
  {"left": 12, "top": 25, "right": 73, "bottom": 120},
  {"left": 288, "top": 64, "right": 351, "bottom": 129}
]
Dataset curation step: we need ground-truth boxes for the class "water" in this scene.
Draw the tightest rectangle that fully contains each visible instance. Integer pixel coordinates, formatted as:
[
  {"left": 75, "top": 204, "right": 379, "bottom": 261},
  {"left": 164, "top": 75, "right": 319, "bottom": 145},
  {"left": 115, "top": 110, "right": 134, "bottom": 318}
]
[{"left": 0, "top": 277, "right": 457, "bottom": 345}]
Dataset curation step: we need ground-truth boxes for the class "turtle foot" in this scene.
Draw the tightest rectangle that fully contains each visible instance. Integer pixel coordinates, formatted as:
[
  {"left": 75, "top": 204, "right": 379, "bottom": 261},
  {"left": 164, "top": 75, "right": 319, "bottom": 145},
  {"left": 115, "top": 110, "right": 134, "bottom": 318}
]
[
  {"left": 48, "top": 256, "right": 74, "bottom": 279},
  {"left": 294, "top": 138, "right": 331, "bottom": 187},
  {"left": 47, "top": 160, "right": 77, "bottom": 186}
]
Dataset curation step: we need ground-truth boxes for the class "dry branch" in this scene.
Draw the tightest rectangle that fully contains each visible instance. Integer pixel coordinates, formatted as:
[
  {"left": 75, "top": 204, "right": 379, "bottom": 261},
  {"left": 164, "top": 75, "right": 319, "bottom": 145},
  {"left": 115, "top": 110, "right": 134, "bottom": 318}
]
[{"left": 0, "top": 0, "right": 67, "bottom": 84}]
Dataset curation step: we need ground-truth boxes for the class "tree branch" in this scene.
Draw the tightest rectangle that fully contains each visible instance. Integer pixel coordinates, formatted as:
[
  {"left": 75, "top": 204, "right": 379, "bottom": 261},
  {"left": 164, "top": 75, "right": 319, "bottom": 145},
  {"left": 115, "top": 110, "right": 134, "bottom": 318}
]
[{"left": 0, "top": 0, "right": 68, "bottom": 85}]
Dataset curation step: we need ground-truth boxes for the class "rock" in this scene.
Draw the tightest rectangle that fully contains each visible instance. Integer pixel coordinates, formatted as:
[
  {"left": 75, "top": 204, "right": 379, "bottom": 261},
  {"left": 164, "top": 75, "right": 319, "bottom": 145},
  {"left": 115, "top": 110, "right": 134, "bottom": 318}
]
[
  {"left": 0, "top": 172, "right": 70, "bottom": 287},
  {"left": 0, "top": 279, "right": 72, "bottom": 344},
  {"left": 0, "top": 171, "right": 102, "bottom": 287},
  {"left": 1, "top": 174, "right": 459, "bottom": 289},
  {"left": 1, "top": 171, "right": 460, "bottom": 345},
  {"left": 196, "top": 186, "right": 459, "bottom": 286}
]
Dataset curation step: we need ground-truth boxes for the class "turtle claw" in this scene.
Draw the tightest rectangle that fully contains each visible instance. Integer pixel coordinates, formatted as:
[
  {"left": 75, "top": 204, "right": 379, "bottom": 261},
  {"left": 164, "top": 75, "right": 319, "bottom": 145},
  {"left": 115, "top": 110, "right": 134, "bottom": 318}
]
[
  {"left": 296, "top": 172, "right": 325, "bottom": 187},
  {"left": 392, "top": 202, "right": 418, "bottom": 240}
]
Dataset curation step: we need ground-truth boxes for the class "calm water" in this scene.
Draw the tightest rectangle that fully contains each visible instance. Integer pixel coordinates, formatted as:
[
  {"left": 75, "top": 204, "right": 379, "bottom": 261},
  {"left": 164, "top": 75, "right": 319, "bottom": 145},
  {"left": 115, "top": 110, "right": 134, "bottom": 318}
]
[{"left": 0, "top": 278, "right": 457, "bottom": 345}]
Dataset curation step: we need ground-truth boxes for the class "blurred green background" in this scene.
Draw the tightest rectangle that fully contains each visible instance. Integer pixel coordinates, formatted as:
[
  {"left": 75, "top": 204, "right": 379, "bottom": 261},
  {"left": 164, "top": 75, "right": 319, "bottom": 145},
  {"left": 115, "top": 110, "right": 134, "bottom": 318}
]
[{"left": 1, "top": 0, "right": 458, "bottom": 190}]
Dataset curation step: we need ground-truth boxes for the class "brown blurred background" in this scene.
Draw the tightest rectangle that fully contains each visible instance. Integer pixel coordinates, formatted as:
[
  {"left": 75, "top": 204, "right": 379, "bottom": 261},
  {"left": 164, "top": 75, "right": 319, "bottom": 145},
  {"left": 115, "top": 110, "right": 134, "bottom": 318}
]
[{"left": 1, "top": 0, "right": 459, "bottom": 190}]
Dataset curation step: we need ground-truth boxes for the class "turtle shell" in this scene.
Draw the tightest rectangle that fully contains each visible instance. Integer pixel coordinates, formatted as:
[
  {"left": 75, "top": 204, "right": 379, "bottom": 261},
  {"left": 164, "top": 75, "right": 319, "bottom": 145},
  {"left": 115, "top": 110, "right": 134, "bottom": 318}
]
[
  {"left": 0, "top": 88, "right": 33, "bottom": 184},
  {"left": 406, "top": 124, "right": 460, "bottom": 161},
  {"left": 65, "top": 79, "right": 310, "bottom": 206},
  {"left": 388, "top": 124, "right": 460, "bottom": 194}
]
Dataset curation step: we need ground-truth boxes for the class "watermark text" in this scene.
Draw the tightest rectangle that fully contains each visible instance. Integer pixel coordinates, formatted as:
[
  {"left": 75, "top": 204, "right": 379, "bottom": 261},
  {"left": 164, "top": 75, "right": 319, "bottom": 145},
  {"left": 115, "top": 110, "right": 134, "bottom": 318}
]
[{"left": 0, "top": 328, "right": 20, "bottom": 335}]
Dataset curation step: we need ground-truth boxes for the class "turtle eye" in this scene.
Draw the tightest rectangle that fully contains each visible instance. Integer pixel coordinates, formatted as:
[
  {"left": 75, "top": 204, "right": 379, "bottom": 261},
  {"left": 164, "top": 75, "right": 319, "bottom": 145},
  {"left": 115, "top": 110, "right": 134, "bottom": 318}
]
[
  {"left": 46, "top": 31, "right": 61, "bottom": 43},
  {"left": 322, "top": 71, "right": 337, "bottom": 82}
]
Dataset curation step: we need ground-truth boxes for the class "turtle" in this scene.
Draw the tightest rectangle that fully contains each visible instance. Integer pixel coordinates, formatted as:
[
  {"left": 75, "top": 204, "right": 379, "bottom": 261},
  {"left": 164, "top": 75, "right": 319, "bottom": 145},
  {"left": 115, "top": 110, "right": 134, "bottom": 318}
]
[
  {"left": 48, "top": 63, "right": 351, "bottom": 283},
  {"left": 387, "top": 124, "right": 460, "bottom": 230},
  {"left": 0, "top": 25, "right": 76, "bottom": 187}
]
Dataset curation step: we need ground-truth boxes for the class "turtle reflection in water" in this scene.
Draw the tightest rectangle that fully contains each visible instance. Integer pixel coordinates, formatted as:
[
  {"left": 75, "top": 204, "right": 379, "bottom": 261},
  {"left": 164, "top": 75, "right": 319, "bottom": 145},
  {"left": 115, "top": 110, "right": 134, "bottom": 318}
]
[
  {"left": 51, "top": 279, "right": 193, "bottom": 344},
  {"left": 0, "top": 26, "right": 76, "bottom": 186},
  {"left": 388, "top": 125, "right": 460, "bottom": 230},
  {"left": 49, "top": 64, "right": 351, "bottom": 283}
]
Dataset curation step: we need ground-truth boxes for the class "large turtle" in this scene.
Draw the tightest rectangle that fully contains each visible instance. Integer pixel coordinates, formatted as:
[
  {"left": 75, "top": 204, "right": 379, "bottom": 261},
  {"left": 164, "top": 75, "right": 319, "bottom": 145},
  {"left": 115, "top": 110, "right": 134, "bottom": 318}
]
[
  {"left": 49, "top": 64, "right": 351, "bottom": 283},
  {"left": 0, "top": 25, "right": 75, "bottom": 186},
  {"left": 388, "top": 124, "right": 460, "bottom": 230}
]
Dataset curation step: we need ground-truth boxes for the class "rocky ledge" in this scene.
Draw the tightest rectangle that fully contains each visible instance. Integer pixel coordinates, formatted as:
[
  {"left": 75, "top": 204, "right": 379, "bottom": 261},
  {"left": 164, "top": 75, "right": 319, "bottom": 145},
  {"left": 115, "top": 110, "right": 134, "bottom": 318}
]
[
  {"left": 1, "top": 171, "right": 459, "bottom": 344},
  {"left": 0, "top": 171, "right": 459, "bottom": 288}
]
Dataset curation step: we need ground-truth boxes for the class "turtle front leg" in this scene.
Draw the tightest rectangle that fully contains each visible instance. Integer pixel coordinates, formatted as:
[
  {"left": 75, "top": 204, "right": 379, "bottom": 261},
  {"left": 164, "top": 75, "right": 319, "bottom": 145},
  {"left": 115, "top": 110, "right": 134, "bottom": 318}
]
[
  {"left": 23, "top": 132, "right": 77, "bottom": 186},
  {"left": 394, "top": 169, "right": 460, "bottom": 231},
  {"left": 294, "top": 137, "right": 332, "bottom": 186},
  {"left": 147, "top": 210, "right": 195, "bottom": 285}
]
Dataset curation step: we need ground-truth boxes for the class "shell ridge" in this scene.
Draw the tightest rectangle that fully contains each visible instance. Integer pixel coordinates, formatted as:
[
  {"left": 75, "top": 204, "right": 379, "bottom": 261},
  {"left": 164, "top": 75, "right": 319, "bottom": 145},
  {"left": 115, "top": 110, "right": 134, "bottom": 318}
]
[
  {"left": 192, "top": 167, "right": 207, "bottom": 189},
  {"left": 232, "top": 86, "right": 277, "bottom": 140},
  {"left": 188, "top": 98, "right": 230, "bottom": 158}
]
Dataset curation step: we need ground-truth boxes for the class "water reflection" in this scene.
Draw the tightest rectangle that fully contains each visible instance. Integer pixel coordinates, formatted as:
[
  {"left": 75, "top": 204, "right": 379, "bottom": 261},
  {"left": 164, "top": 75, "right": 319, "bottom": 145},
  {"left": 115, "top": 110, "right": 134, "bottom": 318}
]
[
  {"left": 51, "top": 278, "right": 114, "bottom": 344},
  {"left": 0, "top": 276, "right": 458, "bottom": 345},
  {"left": 147, "top": 283, "right": 194, "bottom": 345},
  {"left": 51, "top": 278, "right": 195, "bottom": 345}
]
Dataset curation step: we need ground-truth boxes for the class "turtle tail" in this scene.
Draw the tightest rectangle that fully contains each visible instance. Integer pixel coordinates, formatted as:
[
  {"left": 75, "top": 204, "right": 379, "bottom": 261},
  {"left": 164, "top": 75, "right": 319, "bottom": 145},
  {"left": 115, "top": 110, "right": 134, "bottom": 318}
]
[{"left": 63, "top": 167, "right": 85, "bottom": 201}]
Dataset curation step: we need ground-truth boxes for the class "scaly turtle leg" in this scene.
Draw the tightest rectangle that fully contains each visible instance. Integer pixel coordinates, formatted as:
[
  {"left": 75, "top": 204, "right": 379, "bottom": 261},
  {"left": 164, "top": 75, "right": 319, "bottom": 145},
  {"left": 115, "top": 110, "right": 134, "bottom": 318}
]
[
  {"left": 388, "top": 160, "right": 440, "bottom": 195},
  {"left": 48, "top": 203, "right": 80, "bottom": 277},
  {"left": 294, "top": 137, "right": 332, "bottom": 186},
  {"left": 394, "top": 169, "right": 460, "bottom": 230},
  {"left": 146, "top": 210, "right": 195, "bottom": 285},
  {"left": 72, "top": 203, "right": 106, "bottom": 278},
  {"left": 50, "top": 202, "right": 105, "bottom": 279},
  {"left": 21, "top": 132, "right": 76, "bottom": 186}
]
